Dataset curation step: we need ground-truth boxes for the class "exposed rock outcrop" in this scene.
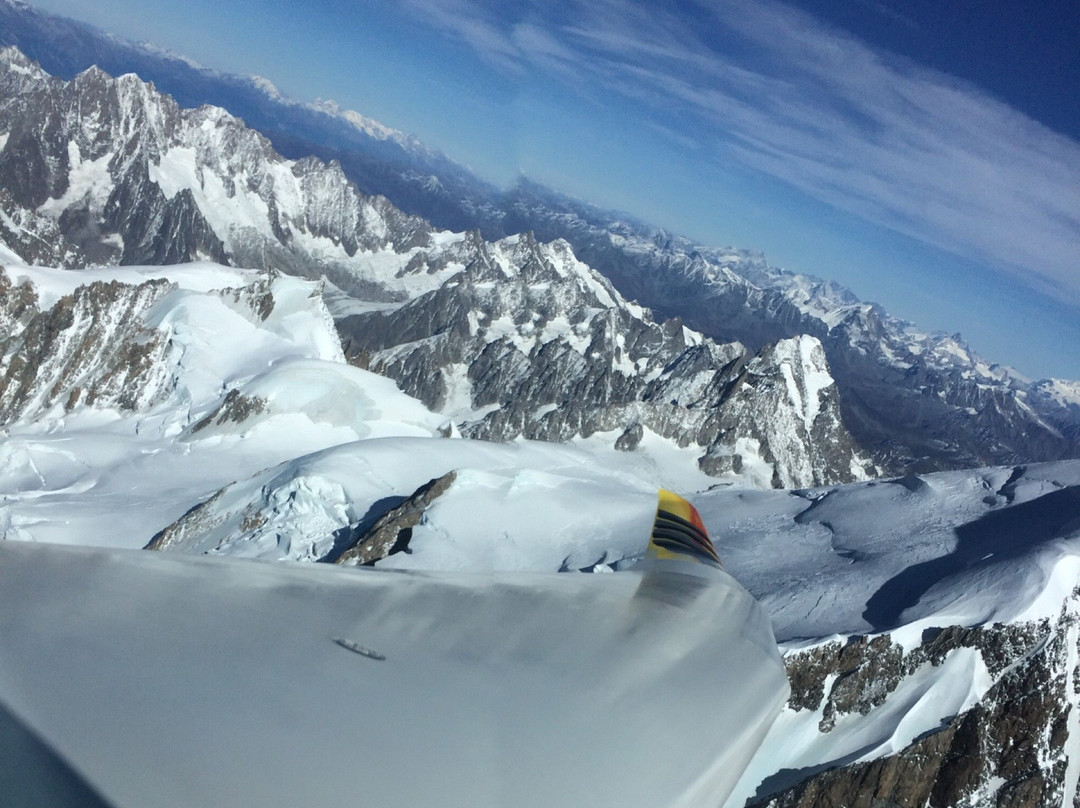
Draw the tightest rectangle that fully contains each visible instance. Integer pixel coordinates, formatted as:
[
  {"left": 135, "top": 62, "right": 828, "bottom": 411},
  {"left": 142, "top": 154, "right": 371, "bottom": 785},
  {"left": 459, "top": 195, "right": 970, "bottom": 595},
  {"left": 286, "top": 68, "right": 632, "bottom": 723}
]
[
  {"left": 0, "top": 275, "right": 174, "bottom": 423},
  {"left": 334, "top": 471, "right": 457, "bottom": 566},
  {"left": 749, "top": 590, "right": 1080, "bottom": 808}
]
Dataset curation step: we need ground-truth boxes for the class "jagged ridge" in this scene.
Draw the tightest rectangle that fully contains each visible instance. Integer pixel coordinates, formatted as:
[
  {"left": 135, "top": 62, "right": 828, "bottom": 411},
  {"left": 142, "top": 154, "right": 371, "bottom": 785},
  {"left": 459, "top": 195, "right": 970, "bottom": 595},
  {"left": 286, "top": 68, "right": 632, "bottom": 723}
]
[{"left": 0, "top": 48, "right": 868, "bottom": 488}]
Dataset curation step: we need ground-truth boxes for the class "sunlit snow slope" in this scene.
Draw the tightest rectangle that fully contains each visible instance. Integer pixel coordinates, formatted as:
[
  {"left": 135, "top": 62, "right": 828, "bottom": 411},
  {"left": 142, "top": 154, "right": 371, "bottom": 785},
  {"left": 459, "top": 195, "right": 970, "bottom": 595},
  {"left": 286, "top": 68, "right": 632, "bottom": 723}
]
[{"left": 3, "top": 254, "right": 1080, "bottom": 807}]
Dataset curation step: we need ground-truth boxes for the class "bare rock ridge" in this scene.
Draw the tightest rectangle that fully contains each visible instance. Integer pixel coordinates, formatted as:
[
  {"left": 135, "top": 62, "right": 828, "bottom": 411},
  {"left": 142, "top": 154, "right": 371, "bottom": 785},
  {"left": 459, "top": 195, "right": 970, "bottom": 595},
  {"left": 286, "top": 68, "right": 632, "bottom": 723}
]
[
  {"left": 751, "top": 593, "right": 1080, "bottom": 808},
  {"left": 333, "top": 471, "right": 458, "bottom": 566},
  {"left": 0, "top": 32, "right": 1075, "bottom": 473},
  {"left": 0, "top": 48, "right": 868, "bottom": 488}
]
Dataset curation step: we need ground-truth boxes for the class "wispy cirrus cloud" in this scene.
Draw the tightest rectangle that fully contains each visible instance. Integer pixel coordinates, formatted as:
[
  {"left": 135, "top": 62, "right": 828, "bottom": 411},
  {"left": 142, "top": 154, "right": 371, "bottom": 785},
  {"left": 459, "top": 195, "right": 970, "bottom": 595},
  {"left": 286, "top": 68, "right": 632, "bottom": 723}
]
[{"left": 402, "top": 0, "right": 1080, "bottom": 307}]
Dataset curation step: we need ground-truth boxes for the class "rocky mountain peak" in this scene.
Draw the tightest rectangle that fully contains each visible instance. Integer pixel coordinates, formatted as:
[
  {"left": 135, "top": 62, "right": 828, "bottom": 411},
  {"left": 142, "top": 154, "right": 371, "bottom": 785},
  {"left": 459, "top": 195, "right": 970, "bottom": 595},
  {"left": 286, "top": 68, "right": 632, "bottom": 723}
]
[
  {"left": 0, "top": 46, "right": 432, "bottom": 288},
  {"left": 0, "top": 43, "right": 47, "bottom": 87},
  {"left": 0, "top": 46, "right": 869, "bottom": 488},
  {"left": 339, "top": 233, "right": 870, "bottom": 488}
]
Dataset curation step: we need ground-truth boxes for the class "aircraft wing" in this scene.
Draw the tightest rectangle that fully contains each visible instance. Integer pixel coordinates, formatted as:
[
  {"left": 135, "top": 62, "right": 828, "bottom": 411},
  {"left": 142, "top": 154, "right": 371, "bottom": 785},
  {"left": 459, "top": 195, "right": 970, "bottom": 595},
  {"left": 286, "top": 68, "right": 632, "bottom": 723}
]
[{"left": 0, "top": 493, "right": 788, "bottom": 808}]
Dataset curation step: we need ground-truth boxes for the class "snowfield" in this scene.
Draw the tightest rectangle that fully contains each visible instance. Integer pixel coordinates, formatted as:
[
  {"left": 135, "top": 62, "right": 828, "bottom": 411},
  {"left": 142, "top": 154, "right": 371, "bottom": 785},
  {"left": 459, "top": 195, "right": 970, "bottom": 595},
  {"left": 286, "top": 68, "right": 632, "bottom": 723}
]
[
  {"left": 698, "top": 462, "right": 1080, "bottom": 642},
  {"left": 2, "top": 259, "right": 1079, "bottom": 807}
]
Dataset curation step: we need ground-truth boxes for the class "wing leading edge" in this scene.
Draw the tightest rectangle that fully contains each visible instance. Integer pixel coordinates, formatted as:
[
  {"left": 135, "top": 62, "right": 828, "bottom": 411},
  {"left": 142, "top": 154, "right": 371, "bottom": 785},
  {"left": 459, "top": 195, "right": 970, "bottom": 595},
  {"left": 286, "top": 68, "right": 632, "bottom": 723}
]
[{"left": 0, "top": 493, "right": 787, "bottom": 808}]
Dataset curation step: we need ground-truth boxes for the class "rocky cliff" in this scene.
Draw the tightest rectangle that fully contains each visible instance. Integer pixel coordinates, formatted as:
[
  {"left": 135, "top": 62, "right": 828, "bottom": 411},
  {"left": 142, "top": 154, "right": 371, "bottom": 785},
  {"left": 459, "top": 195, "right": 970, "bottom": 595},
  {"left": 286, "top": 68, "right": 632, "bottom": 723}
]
[
  {"left": 337, "top": 230, "right": 872, "bottom": 487},
  {"left": 0, "top": 48, "right": 870, "bottom": 488},
  {"left": 750, "top": 596, "right": 1079, "bottom": 808},
  {"left": 0, "top": 271, "right": 174, "bottom": 422}
]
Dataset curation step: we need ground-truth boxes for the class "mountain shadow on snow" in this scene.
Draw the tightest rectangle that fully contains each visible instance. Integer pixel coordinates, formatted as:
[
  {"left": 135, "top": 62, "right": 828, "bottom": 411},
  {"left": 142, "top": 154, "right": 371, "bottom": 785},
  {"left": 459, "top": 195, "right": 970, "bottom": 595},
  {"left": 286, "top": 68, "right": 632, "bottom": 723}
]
[{"left": 863, "top": 484, "right": 1080, "bottom": 630}]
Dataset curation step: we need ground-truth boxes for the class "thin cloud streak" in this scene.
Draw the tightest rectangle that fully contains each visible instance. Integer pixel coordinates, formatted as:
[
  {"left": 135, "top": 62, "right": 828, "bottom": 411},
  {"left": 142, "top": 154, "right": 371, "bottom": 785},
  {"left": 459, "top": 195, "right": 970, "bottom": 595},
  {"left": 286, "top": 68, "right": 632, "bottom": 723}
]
[{"left": 402, "top": 0, "right": 1080, "bottom": 307}]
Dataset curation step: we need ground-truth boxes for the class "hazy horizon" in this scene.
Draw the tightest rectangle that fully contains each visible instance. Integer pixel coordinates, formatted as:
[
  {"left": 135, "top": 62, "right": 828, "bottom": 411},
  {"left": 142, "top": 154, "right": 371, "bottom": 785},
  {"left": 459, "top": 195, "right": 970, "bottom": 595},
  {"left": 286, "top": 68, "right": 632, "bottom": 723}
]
[{"left": 13, "top": 0, "right": 1080, "bottom": 380}]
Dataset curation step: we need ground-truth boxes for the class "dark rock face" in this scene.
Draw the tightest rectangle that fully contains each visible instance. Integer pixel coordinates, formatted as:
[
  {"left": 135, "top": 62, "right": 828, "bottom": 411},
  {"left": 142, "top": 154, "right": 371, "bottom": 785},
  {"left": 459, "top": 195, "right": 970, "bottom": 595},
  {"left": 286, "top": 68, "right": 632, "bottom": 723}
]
[
  {"left": 0, "top": 268, "right": 38, "bottom": 341},
  {"left": 0, "top": 187, "right": 84, "bottom": 266},
  {"left": 752, "top": 592, "right": 1079, "bottom": 808},
  {"left": 338, "top": 233, "right": 872, "bottom": 488},
  {"left": 334, "top": 471, "right": 457, "bottom": 566},
  {"left": 0, "top": 275, "right": 174, "bottom": 423},
  {"left": 144, "top": 489, "right": 227, "bottom": 552},
  {"left": 189, "top": 389, "right": 267, "bottom": 434},
  {"left": 615, "top": 422, "right": 643, "bottom": 452}
]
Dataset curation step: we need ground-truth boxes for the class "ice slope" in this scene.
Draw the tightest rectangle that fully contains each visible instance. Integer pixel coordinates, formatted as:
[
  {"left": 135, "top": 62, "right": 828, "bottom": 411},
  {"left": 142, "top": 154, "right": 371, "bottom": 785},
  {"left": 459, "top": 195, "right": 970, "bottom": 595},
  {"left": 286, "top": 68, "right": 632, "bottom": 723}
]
[
  {"left": 0, "top": 262, "right": 448, "bottom": 547},
  {"left": 699, "top": 460, "right": 1080, "bottom": 807},
  {"left": 695, "top": 461, "right": 1080, "bottom": 643},
  {"left": 0, "top": 540, "right": 789, "bottom": 808}
]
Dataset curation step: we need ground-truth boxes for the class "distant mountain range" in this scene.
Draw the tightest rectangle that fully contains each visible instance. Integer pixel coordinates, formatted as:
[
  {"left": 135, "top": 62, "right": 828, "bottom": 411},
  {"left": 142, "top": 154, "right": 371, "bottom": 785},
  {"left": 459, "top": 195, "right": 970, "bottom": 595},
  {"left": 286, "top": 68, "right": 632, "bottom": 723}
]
[
  {"left": 0, "top": 44, "right": 869, "bottom": 488},
  {"left": 3, "top": 7, "right": 1080, "bottom": 806},
  {"left": 0, "top": 0, "right": 1078, "bottom": 475}
]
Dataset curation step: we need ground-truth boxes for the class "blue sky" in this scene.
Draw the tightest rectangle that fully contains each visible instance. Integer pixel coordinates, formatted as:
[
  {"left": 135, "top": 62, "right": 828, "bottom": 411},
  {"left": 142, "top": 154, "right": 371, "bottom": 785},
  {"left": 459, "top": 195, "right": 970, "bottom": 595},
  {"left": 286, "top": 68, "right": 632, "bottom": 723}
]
[{"left": 23, "top": 0, "right": 1080, "bottom": 380}]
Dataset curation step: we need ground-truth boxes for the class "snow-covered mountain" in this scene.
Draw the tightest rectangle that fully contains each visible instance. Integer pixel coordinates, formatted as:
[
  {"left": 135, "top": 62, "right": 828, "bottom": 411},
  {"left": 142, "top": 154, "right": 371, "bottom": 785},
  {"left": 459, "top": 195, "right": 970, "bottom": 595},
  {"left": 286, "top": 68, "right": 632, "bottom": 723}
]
[
  {"left": 2, "top": 2, "right": 1076, "bottom": 475},
  {"left": 0, "top": 47, "right": 869, "bottom": 488},
  {"left": 0, "top": 270, "right": 446, "bottom": 546},
  {"left": 0, "top": 0, "right": 490, "bottom": 230},
  {"left": 0, "top": 45, "right": 436, "bottom": 298},
  {"left": 2, "top": 256, "right": 1079, "bottom": 806},
  {"left": 1, "top": 14, "right": 1079, "bottom": 807},
  {"left": 484, "top": 185, "right": 1080, "bottom": 475},
  {"left": 337, "top": 231, "right": 869, "bottom": 487}
]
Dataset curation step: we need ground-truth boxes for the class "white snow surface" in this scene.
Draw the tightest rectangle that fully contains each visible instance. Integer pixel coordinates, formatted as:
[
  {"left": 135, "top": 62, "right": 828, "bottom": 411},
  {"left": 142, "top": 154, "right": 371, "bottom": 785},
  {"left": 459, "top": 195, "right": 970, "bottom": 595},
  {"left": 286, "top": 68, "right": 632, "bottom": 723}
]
[
  {"left": 36, "top": 142, "right": 113, "bottom": 220},
  {"left": 1034, "top": 378, "right": 1080, "bottom": 409},
  {"left": 147, "top": 436, "right": 663, "bottom": 564},
  {"left": 3, "top": 258, "right": 1080, "bottom": 808},
  {"left": 4, "top": 261, "right": 256, "bottom": 309},
  {"left": 698, "top": 462, "right": 1080, "bottom": 643}
]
